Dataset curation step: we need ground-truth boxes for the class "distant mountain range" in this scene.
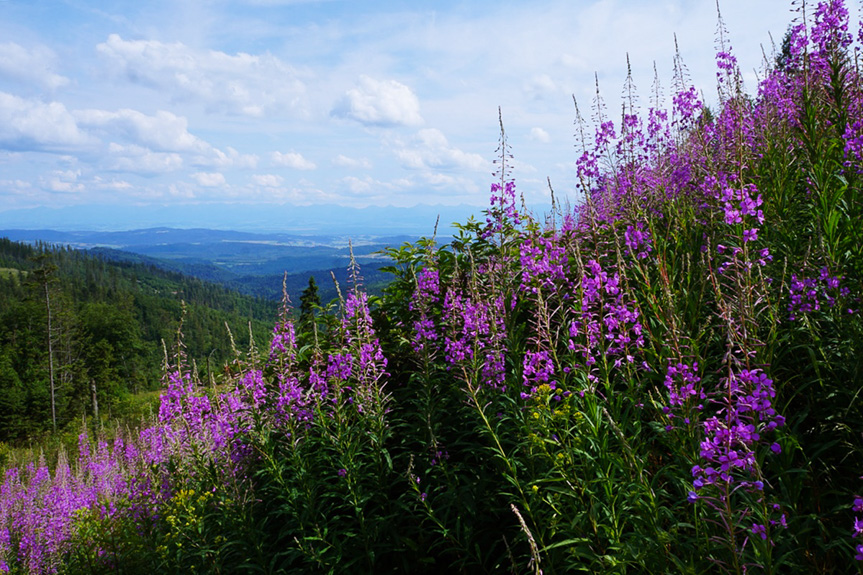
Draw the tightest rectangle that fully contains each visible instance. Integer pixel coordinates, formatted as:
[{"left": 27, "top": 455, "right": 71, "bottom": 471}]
[
  {"left": 0, "top": 227, "right": 413, "bottom": 251},
  {"left": 0, "top": 203, "right": 485, "bottom": 236}
]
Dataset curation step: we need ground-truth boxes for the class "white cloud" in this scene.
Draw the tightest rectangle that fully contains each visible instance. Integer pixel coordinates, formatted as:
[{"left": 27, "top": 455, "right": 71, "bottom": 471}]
[
  {"left": 337, "top": 174, "right": 419, "bottom": 204},
  {"left": 395, "top": 128, "right": 486, "bottom": 172},
  {"left": 272, "top": 150, "right": 316, "bottom": 170},
  {"left": 523, "top": 74, "right": 557, "bottom": 100},
  {"left": 342, "top": 175, "right": 373, "bottom": 195},
  {"left": 75, "top": 108, "right": 208, "bottom": 153},
  {"left": 530, "top": 127, "right": 550, "bottom": 143},
  {"left": 419, "top": 172, "right": 482, "bottom": 195},
  {"left": 92, "top": 176, "right": 133, "bottom": 191},
  {"left": 41, "top": 169, "right": 84, "bottom": 193},
  {"left": 0, "top": 42, "right": 70, "bottom": 90},
  {"left": 108, "top": 143, "right": 184, "bottom": 175},
  {"left": 192, "top": 172, "right": 227, "bottom": 187},
  {"left": 77, "top": 109, "right": 255, "bottom": 171},
  {"left": 251, "top": 173, "right": 284, "bottom": 187},
  {"left": 248, "top": 182, "right": 333, "bottom": 205},
  {"left": 0, "top": 92, "right": 90, "bottom": 151},
  {"left": 332, "top": 154, "right": 372, "bottom": 169},
  {"left": 0, "top": 179, "right": 32, "bottom": 191},
  {"left": 211, "top": 147, "right": 259, "bottom": 169},
  {"left": 96, "top": 34, "right": 306, "bottom": 117},
  {"left": 332, "top": 75, "right": 423, "bottom": 127}
]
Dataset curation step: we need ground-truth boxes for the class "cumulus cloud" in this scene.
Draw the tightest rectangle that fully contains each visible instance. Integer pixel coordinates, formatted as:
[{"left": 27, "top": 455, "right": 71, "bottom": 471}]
[
  {"left": 41, "top": 169, "right": 84, "bottom": 193},
  {"left": 0, "top": 42, "right": 70, "bottom": 90},
  {"left": 337, "top": 174, "right": 418, "bottom": 204},
  {"left": 523, "top": 74, "right": 557, "bottom": 100},
  {"left": 332, "top": 154, "right": 372, "bottom": 169},
  {"left": 91, "top": 176, "right": 133, "bottom": 191},
  {"left": 211, "top": 147, "right": 258, "bottom": 170},
  {"left": 0, "top": 92, "right": 91, "bottom": 151},
  {"left": 96, "top": 34, "right": 306, "bottom": 117},
  {"left": 272, "top": 150, "right": 316, "bottom": 170},
  {"left": 76, "top": 109, "right": 255, "bottom": 170},
  {"left": 251, "top": 173, "right": 284, "bottom": 187},
  {"left": 332, "top": 75, "right": 423, "bottom": 127},
  {"left": 395, "top": 128, "right": 486, "bottom": 172},
  {"left": 75, "top": 108, "right": 208, "bottom": 153},
  {"left": 192, "top": 172, "right": 227, "bottom": 187},
  {"left": 530, "top": 127, "right": 550, "bottom": 143},
  {"left": 108, "top": 143, "right": 184, "bottom": 175}
]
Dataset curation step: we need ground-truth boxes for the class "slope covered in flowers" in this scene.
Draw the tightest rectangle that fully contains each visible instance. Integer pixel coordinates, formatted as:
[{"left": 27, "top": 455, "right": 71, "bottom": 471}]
[{"left": 1, "top": 1, "right": 863, "bottom": 573}]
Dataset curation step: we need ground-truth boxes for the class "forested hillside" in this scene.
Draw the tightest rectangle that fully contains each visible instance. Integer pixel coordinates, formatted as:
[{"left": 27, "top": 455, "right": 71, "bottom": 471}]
[{"left": 0, "top": 237, "right": 276, "bottom": 442}]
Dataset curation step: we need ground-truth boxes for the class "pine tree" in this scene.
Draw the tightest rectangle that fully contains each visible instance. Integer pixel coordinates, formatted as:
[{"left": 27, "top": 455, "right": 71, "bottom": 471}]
[
  {"left": 299, "top": 276, "right": 321, "bottom": 330},
  {"left": 28, "top": 253, "right": 59, "bottom": 433}
]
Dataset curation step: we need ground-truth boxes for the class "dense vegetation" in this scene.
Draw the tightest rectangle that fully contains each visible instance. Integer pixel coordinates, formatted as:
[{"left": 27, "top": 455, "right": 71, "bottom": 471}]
[
  {"left": 0, "top": 238, "right": 276, "bottom": 442},
  {"left": 1, "top": 1, "right": 863, "bottom": 573}
]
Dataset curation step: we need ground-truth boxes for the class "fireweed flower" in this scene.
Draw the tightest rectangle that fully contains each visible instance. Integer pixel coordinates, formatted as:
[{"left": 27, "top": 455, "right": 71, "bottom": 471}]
[
  {"left": 410, "top": 267, "right": 441, "bottom": 353},
  {"left": 787, "top": 267, "right": 851, "bottom": 320},
  {"left": 519, "top": 233, "right": 569, "bottom": 293},
  {"left": 568, "top": 258, "right": 644, "bottom": 385},
  {"left": 751, "top": 523, "right": 768, "bottom": 540},
  {"left": 811, "top": 0, "right": 853, "bottom": 57},
  {"left": 853, "top": 493, "right": 863, "bottom": 560},
  {"left": 343, "top": 291, "right": 388, "bottom": 382},
  {"left": 663, "top": 362, "right": 705, "bottom": 428},
  {"left": 521, "top": 350, "right": 556, "bottom": 399},
  {"left": 691, "top": 367, "right": 784, "bottom": 501},
  {"left": 442, "top": 288, "right": 507, "bottom": 390},
  {"left": 672, "top": 85, "right": 703, "bottom": 130},
  {"left": 270, "top": 318, "right": 297, "bottom": 360},
  {"left": 241, "top": 370, "right": 267, "bottom": 409},
  {"left": 334, "top": 290, "right": 389, "bottom": 413},
  {"left": 485, "top": 180, "right": 521, "bottom": 237},
  {"left": 623, "top": 222, "right": 653, "bottom": 259},
  {"left": 844, "top": 119, "right": 863, "bottom": 171}
]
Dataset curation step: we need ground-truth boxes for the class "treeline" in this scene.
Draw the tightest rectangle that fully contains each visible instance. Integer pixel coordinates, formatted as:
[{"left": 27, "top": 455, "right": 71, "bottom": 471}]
[
  {"left": 0, "top": 237, "right": 277, "bottom": 443},
  {"left": 228, "top": 265, "right": 393, "bottom": 303}
]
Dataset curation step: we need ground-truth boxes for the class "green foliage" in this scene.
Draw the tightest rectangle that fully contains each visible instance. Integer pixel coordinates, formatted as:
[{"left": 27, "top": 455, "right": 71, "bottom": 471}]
[
  {"left": 5, "top": 6, "right": 863, "bottom": 574},
  {"left": 0, "top": 238, "right": 276, "bottom": 443}
]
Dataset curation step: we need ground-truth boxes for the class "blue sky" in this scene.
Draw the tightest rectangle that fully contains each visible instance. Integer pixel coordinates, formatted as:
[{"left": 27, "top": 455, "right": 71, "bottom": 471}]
[{"left": 0, "top": 0, "right": 798, "bottom": 227}]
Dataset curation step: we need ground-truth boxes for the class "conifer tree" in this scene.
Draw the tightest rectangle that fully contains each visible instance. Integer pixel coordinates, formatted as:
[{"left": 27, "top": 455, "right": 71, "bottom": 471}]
[
  {"left": 299, "top": 275, "right": 320, "bottom": 329},
  {"left": 28, "top": 253, "right": 59, "bottom": 433}
]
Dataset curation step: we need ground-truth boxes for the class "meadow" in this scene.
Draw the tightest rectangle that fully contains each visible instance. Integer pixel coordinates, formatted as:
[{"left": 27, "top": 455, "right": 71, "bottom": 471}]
[{"left": 1, "top": 1, "right": 862, "bottom": 573}]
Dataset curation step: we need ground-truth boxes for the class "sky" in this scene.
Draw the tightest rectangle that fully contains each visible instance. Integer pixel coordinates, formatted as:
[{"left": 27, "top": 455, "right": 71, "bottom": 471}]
[{"left": 0, "top": 0, "right": 802, "bottom": 230}]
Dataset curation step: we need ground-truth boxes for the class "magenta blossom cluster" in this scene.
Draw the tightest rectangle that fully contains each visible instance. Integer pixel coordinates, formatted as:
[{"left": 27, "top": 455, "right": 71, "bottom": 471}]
[
  {"left": 662, "top": 362, "right": 704, "bottom": 430},
  {"left": 811, "top": 0, "right": 853, "bottom": 57},
  {"left": 340, "top": 291, "right": 389, "bottom": 408},
  {"left": 624, "top": 222, "right": 653, "bottom": 260},
  {"left": 442, "top": 288, "right": 507, "bottom": 390},
  {"left": 853, "top": 495, "right": 863, "bottom": 560},
  {"left": 690, "top": 368, "right": 784, "bottom": 499},
  {"left": 788, "top": 267, "right": 853, "bottom": 320},
  {"left": 568, "top": 259, "right": 644, "bottom": 384},
  {"left": 410, "top": 267, "right": 441, "bottom": 353},
  {"left": 0, "top": 445, "right": 125, "bottom": 574},
  {"left": 521, "top": 350, "right": 557, "bottom": 399},
  {"left": 485, "top": 180, "right": 521, "bottom": 236},
  {"left": 519, "top": 233, "right": 569, "bottom": 293},
  {"left": 0, "top": 275, "right": 390, "bottom": 572}
]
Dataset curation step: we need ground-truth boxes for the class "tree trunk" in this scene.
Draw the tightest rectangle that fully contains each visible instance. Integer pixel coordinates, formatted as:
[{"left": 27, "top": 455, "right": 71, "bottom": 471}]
[
  {"left": 45, "top": 281, "right": 56, "bottom": 433},
  {"left": 91, "top": 380, "right": 99, "bottom": 427}
]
